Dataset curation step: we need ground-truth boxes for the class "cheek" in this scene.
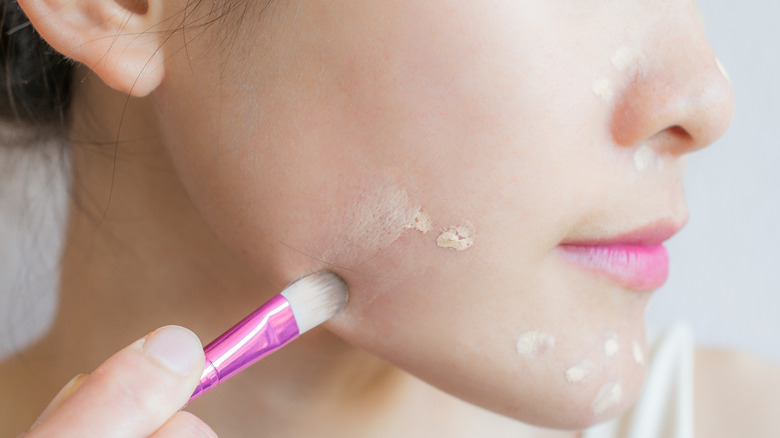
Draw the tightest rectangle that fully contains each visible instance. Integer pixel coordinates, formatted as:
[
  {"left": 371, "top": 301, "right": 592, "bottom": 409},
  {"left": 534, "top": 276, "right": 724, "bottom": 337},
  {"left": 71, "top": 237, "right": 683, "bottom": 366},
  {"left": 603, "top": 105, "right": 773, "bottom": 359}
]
[{"left": 157, "top": 1, "right": 656, "bottom": 429}]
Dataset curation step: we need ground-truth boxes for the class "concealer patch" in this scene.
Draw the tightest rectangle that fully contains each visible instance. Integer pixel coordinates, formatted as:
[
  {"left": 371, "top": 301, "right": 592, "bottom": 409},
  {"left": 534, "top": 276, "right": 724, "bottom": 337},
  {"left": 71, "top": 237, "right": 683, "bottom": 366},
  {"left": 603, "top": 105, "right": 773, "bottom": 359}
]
[
  {"left": 592, "top": 78, "right": 614, "bottom": 102},
  {"left": 565, "top": 361, "right": 592, "bottom": 383},
  {"left": 326, "top": 181, "right": 429, "bottom": 263},
  {"left": 516, "top": 331, "right": 555, "bottom": 358},
  {"left": 656, "top": 155, "right": 665, "bottom": 172},
  {"left": 715, "top": 58, "right": 730, "bottom": 82},
  {"left": 404, "top": 210, "right": 432, "bottom": 234},
  {"left": 592, "top": 382, "right": 622, "bottom": 415},
  {"left": 604, "top": 332, "right": 619, "bottom": 357},
  {"left": 347, "top": 185, "right": 414, "bottom": 251},
  {"left": 632, "top": 340, "right": 644, "bottom": 365},
  {"left": 437, "top": 224, "right": 474, "bottom": 251},
  {"left": 633, "top": 144, "right": 659, "bottom": 172},
  {"left": 611, "top": 47, "right": 644, "bottom": 72}
]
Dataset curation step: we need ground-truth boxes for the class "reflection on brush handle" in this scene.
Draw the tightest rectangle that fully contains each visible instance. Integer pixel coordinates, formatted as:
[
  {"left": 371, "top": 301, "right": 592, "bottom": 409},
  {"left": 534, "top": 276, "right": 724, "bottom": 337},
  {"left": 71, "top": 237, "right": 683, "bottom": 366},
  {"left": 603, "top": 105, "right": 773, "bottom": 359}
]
[{"left": 189, "top": 294, "right": 300, "bottom": 402}]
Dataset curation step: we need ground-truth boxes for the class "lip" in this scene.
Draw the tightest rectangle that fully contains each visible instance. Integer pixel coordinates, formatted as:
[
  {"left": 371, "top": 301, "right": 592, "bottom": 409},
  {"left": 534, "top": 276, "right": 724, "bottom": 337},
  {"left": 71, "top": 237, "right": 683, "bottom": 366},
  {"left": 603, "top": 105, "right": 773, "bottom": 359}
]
[
  {"left": 560, "top": 220, "right": 687, "bottom": 247},
  {"left": 557, "top": 219, "right": 687, "bottom": 291}
]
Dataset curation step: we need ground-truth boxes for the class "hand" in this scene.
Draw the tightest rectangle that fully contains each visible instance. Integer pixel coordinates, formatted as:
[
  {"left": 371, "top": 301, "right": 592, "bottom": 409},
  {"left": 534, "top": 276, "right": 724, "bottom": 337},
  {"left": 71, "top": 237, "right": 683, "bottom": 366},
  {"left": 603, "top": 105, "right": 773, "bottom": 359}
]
[{"left": 20, "top": 326, "right": 216, "bottom": 438}]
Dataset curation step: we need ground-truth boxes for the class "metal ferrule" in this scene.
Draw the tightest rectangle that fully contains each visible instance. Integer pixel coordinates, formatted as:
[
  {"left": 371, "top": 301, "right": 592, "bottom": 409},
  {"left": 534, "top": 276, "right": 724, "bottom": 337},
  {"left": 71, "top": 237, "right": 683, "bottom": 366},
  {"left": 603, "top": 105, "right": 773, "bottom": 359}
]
[{"left": 189, "top": 294, "right": 300, "bottom": 402}]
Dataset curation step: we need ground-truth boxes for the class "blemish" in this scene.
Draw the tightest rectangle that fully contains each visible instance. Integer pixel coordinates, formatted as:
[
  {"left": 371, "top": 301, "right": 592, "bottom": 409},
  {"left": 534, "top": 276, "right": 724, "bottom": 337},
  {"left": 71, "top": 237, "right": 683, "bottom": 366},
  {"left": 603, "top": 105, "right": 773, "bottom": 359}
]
[
  {"left": 592, "top": 382, "right": 623, "bottom": 415},
  {"left": 516, "top": 331, "right": 555, "bottom": 358},
  {"left": 604, "top": 332, "right": 619, "bottom": 357}
]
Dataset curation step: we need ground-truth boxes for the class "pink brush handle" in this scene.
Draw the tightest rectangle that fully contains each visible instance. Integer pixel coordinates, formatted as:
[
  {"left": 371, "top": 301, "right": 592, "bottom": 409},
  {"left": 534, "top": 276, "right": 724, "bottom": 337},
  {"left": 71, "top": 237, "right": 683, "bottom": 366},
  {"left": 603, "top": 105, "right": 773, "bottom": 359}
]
[{"left": 189, "top": 294, "right": 300, "bottom": 402}]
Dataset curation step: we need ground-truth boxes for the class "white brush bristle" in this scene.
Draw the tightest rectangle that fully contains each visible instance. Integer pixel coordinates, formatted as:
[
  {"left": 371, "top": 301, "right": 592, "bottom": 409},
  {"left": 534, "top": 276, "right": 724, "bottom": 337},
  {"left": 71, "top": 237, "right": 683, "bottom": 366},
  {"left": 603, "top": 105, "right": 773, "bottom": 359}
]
[{"left": 281, "top": 271, "right": 348, "bottom": 334}]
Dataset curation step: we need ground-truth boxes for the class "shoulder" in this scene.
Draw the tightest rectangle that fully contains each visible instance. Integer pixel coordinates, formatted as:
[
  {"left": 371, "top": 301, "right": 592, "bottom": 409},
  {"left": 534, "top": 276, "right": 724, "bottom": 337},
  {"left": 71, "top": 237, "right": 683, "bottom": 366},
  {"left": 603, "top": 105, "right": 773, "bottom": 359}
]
[{"left": 694, "top": 348, "right": 780, "bottom": 438}]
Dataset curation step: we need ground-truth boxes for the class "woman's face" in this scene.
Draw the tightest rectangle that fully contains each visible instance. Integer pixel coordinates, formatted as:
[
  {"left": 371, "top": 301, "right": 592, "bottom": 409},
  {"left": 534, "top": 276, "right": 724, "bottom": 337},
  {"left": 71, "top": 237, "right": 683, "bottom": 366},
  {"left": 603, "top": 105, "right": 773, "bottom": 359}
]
[{"left": 154, "top": 0, "right": 733, "bottom": 429}]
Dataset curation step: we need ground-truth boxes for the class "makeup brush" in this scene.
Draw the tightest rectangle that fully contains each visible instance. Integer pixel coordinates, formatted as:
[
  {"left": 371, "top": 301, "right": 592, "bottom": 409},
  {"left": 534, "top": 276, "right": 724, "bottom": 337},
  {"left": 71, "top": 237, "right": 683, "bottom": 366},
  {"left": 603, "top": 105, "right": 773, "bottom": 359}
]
[{"left": 189, "top": 271, "right": 348, "bottom": 402}]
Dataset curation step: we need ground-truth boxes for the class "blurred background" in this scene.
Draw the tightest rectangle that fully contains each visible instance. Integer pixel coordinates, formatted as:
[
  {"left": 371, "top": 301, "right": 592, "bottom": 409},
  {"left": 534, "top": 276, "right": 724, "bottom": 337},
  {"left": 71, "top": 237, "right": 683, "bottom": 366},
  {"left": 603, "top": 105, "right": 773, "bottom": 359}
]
[
  {"left": 646, "top": 0, "right": 780, "bottom": 363},
  {"left": 1, "top": 0, "right": 779, "bottom": 363}
]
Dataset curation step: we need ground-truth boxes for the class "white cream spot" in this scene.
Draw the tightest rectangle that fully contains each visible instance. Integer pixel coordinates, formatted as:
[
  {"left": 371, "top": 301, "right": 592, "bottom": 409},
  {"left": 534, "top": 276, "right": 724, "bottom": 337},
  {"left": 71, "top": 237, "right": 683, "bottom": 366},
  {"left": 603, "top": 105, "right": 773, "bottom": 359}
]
[
  {"left": 404, "top": 210, "right": 432, "bottom": 234},
  {"left": 715, "top": 58, "right": 730, "bottom": 82},
  {"left": 604, "top": 332, "right": 619, "bottom": 357},
  {"left": 565, "top": 361, "right": 592, "bottom": 383},
  {"left": 437, "top": 225, "right": 474, "bottom": 251},
  {"left": 611, "top": 47, "right": 644, "bottom": 72},
  {"left": 592, "top": 77, "right": 614, "bottom": 101},
  {"left": 633, "top": 144, "right": 656, "bottom": 172},
  {"left": 592, "top": 382, "right": 623, "bottom": 415},
  {"left": 632, "top": 340, "right": 644, "bottom": 365},
  {"left": 516, "top": 331, "right": 556, "bottom": 358}
]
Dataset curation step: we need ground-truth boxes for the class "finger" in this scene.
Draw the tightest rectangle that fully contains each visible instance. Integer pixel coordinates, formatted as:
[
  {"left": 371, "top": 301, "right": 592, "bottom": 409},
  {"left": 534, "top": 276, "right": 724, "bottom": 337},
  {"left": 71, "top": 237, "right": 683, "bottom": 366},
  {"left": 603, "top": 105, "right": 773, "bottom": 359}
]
[
  {"left": 30, "top": 374, "right": 89, "bottom": 429},
  {"left": 27, "top": 326, "right": 205, "bottom": 438},
  {"left": 151, "top": 411, "right": 218, "bottom": 438}
]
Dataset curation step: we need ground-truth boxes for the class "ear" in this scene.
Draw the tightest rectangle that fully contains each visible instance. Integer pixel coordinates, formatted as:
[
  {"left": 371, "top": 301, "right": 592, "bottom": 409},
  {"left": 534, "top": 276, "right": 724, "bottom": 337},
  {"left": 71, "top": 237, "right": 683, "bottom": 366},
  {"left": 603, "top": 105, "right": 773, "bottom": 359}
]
[{"left": 19, "top": 0, "right": 167, "bottom": 97}]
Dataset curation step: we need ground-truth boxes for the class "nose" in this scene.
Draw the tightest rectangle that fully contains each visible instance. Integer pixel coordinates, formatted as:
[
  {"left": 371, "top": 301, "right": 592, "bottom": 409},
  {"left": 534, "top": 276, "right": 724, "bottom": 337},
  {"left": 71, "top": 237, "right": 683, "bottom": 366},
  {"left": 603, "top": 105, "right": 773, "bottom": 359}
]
[{"left": 609, "top": 13, "right": 735, "bottom": 156}]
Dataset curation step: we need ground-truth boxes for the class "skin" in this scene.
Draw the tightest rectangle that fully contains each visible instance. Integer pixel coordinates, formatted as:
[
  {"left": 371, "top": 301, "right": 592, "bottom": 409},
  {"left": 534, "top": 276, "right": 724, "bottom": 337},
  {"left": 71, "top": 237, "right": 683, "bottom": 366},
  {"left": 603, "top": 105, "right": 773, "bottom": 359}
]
[{"left": 5, "top": 0, "right": 777, "bottom": 437}]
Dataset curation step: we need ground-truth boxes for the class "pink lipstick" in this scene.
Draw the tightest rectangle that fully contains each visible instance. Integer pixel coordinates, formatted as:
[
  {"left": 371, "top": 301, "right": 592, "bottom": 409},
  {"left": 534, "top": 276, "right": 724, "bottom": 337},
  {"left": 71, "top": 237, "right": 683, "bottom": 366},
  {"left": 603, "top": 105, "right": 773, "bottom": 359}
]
[
  {"left": 557, "top": 220, "right": 685, "bottom": 290},
  {"left": 557, "top": 244, "right": 669, "bottom": 290}
]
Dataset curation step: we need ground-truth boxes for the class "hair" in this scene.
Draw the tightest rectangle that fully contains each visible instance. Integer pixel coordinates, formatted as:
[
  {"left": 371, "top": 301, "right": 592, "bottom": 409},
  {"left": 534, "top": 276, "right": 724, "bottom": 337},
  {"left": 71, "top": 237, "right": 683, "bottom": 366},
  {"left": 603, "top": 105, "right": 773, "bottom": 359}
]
[
  {"left": 0, "top": 0, "right": 266, "bottom": 144},
  {"left": 1, "top": 1, "right": 74, "bottom": 141}
]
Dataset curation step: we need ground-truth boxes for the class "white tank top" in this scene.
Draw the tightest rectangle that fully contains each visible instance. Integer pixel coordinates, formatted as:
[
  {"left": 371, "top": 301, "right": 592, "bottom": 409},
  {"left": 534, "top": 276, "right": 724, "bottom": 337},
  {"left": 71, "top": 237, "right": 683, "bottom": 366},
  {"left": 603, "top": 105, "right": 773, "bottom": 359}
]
[{"left": 583, "top": 324, "right": 695, "bottom": 438}]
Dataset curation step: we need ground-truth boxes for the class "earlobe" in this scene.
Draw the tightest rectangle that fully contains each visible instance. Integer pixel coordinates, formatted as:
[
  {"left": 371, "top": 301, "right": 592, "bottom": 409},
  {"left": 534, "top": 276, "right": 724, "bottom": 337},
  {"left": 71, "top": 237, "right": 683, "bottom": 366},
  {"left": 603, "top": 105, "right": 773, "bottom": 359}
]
[{"left": 18, "top": 0, "right": 167, "bottom": 97}]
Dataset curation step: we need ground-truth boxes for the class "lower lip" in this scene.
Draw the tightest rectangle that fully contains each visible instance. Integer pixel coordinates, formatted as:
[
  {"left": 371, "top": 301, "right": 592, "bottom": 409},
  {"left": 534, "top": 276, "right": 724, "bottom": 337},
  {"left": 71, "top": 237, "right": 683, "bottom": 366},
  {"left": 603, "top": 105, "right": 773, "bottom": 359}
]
[{"left": 556, "top": 244, "right": 669, "bottom": 291}]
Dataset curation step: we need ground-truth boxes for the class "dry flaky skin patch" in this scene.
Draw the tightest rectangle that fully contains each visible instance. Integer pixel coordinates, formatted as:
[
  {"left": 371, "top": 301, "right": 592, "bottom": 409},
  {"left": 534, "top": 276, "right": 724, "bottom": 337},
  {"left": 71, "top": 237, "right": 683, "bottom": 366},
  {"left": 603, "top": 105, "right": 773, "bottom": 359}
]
[{"left": 436, "top": 224, "right": 474, "bottom": 251}]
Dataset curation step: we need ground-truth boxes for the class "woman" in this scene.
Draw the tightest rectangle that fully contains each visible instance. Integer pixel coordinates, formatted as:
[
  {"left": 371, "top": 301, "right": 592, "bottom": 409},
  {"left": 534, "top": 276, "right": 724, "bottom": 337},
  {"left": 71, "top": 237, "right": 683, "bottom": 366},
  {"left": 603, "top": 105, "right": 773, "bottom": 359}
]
[{"left": 2, "top": 0, "right": 778, "bottom": 436}]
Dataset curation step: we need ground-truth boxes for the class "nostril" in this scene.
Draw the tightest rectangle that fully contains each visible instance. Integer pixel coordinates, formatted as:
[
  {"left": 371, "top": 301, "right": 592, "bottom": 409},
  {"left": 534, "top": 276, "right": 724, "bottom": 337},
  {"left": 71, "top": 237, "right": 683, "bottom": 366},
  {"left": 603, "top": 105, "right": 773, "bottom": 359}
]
[
  {"left": 647, "top": 126, "right": 694, "bottom": 155},
  {"left": 609, "top": 47, "right": 735, "bottom": 156},
  {"left": 667, "top": 125, "right": 692, "bottom": 142},
  {"left": 116, "top": 0, "right": 149, "bottom": 15}
]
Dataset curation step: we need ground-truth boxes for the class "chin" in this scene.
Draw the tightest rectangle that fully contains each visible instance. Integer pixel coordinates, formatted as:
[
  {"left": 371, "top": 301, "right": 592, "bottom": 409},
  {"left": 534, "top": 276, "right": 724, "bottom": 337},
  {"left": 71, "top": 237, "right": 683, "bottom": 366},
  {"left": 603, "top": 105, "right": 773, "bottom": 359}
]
[
  {"left": 426, "top": 345, "right": 648, "bottom": 430},
  {"left": 327, "top": 284, "right": 650, "bottom": 431}
]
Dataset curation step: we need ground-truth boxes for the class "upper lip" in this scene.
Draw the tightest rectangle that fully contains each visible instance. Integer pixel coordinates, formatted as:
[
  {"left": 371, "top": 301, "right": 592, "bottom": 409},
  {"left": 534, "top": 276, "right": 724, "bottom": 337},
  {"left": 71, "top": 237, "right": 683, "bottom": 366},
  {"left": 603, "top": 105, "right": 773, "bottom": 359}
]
[{"left": 560, "top": 218, "right": 688, "bottom": 247}]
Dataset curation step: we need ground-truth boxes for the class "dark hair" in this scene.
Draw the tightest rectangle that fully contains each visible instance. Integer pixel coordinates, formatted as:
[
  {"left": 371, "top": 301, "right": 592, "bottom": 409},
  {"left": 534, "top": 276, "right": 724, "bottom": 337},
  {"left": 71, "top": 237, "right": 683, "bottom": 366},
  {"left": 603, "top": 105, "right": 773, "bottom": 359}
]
[{"left": 1, "top": 1, "right": 74, "bottom": 140}]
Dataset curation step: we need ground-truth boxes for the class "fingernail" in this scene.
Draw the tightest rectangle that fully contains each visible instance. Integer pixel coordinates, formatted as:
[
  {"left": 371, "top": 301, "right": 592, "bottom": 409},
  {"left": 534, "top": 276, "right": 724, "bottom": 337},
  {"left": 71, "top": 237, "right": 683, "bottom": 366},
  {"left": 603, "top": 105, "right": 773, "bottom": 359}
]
[{"left": 143, "top": 326, "right": 203, "bottom": 376}]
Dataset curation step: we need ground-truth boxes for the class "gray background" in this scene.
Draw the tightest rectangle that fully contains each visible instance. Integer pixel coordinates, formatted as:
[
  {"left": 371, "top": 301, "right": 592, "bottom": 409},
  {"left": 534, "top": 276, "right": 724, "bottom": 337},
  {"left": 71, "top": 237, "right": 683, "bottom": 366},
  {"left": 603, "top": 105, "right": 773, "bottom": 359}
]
[
  {"left": 646, "top": 0, "right": 780, "bottom": 363},
  {"left": 1, "top": 1, "right": 779, "bottom": 363}
]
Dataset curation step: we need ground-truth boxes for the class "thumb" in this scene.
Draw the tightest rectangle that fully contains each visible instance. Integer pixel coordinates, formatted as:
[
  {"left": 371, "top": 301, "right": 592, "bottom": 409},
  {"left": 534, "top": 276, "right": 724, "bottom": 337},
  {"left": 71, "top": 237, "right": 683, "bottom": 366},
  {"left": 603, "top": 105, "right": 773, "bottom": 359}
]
[{"left": 27, "top": 326, "right": 205, "bottom": 438}]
